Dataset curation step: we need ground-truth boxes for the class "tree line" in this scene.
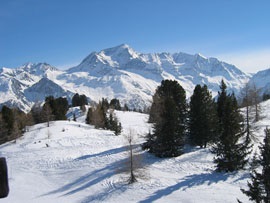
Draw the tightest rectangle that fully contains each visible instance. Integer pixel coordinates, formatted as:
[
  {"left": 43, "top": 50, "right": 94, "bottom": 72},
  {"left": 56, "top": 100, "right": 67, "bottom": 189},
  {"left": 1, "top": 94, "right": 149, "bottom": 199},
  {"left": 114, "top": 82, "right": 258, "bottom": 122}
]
[
  {"left": 0, "top": 93, "right": 90, "bottom": 143},
  {"left": 0, "top": 94, "right": 126, "bottom": 144}
]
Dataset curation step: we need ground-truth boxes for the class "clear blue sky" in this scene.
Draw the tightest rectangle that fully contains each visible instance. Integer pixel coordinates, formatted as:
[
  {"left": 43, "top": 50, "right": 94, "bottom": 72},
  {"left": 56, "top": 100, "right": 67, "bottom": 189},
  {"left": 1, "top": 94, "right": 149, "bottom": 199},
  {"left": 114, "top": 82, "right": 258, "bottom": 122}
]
[{"left": 1, "top": 0, "right": 270, "bottom": 73}]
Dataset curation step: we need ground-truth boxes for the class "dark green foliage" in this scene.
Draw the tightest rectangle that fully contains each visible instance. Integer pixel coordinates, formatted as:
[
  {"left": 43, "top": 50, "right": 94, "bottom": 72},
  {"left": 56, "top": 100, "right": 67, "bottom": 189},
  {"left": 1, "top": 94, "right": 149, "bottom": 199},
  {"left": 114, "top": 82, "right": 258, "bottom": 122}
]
[
  {"left": 101, "top": 98, "right": 110, "bottom": 110},
  {"left": 72, "top": 93, "right": 88, "bottom": 107},
  {"left": 30, "top": 103, "right": 43, "bottom": 124},
  {"left": 123, "top": 104, "right": 129, "bottom": 111},
  {"left": 0, "top": 157, "right": 9, "bottom": 198},
  {"left": 110, "top": 98, "right": 121, "bottom": 110},
  {"left": 263, "top": 93, "right": 270, "bottom": 101},
  {"left": 107, "top": 111, "right": 122, "bottom": 135},
  {"left": 0, "top": 106, "right": 32, "bottom": 143},
  {"left": 1, "top": 106, "right": 14, "bottom": 135},
  {"left": 146, "top": 80, "right": 187, "bottom": 157},
  {"left": 0, "top": 114, "right": 8, "bottom": 144},
  {"left": 242, "top": 129, "right": 270, "bottom": 203},
  {"left": 212, "top": 80, "right": 251, "bottom": 172},
  {"left": 54, "top": 97, "right": 69, "bottom": 120},
  {"left": 188, "top": 84, "right": 217, "bottom": 148},
  {"left": 44, "top": 96, "right": 69, "bottom": 121}
]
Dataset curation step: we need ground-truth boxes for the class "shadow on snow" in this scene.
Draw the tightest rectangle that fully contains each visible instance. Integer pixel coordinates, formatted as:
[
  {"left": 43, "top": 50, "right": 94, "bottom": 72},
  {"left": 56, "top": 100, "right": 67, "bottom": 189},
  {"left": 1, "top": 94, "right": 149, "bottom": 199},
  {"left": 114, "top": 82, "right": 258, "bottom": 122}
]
[{"left": 139, "top": 172, "right": 232, "bottom": 203}]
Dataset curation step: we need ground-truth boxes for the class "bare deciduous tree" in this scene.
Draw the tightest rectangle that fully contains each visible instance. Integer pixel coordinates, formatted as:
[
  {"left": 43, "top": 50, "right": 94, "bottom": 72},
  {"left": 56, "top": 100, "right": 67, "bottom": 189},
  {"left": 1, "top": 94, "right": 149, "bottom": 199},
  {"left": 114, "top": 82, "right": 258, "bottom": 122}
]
[
  {"left": 126, "top": 131, "right": 136, "bottom": 184},
  {"left": 122, "top": 129, "right": 146, "bottom": 184},
  {"left": 240, "top": 82, "right": 260, "bottom": 142},
  {"left": 249, "top": 83, "right": 262, "bottom": 122}
]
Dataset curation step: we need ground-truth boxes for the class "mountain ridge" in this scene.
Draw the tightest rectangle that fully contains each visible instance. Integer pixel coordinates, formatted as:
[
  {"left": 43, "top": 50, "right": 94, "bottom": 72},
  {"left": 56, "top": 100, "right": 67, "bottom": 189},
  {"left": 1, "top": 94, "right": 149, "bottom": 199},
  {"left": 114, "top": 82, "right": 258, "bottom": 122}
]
[{"left": 0, "top": 44, "right": 266, "bottom": 112}]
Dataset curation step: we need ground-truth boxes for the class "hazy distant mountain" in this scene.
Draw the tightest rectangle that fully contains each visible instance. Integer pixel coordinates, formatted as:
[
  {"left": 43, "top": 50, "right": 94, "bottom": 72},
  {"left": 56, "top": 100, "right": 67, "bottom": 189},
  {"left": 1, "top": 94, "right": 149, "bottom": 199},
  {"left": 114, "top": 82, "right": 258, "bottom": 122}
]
[
  {"left": 0, "top": 44, "right": 256, "bottom": 111},
  {"left": 248, "top": 68, "right": 270, "bottom": 95}
]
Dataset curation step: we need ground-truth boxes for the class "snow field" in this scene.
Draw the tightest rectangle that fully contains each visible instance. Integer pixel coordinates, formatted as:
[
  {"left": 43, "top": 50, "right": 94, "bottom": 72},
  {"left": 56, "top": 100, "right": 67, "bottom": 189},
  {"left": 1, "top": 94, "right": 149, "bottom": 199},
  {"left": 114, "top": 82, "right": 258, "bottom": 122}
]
[{"left": 0, "top": 109, "right": 259, "bottom": 202}]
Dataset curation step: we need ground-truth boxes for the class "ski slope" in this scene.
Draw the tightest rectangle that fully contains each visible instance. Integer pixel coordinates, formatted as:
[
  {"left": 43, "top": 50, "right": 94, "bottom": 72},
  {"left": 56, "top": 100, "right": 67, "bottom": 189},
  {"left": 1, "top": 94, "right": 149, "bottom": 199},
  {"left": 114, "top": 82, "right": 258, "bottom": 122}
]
[{"left": 2, "top": 103, "right": 269, "bottom": 202}]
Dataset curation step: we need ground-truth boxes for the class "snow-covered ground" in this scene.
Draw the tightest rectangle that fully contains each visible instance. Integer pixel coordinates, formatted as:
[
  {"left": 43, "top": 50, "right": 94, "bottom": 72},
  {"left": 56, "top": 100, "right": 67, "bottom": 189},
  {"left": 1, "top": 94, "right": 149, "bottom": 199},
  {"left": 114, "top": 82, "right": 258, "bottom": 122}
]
[{"left": 2, "top": 101, "right": 270, "bottom": 203}]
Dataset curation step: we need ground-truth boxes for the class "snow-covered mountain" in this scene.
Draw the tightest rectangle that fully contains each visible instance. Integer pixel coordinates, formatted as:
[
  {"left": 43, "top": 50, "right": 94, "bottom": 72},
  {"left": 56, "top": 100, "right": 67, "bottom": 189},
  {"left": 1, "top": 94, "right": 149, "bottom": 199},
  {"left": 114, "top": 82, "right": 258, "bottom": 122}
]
[
  {"left": 248, "top": 68, "right": 270, "bottom": 95},
  {"left": 0, "top": 44, "right": 252, "bottom": 111},
  {"left": 0, "top": 63, "right": 64, "bottom": 110}
]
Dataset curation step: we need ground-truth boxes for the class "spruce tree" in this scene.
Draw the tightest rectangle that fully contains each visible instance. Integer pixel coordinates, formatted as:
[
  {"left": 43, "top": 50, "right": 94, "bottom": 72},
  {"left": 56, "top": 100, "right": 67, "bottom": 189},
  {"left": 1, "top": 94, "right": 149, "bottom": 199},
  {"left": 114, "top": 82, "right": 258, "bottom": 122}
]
[
  {"left": 189, "top": 84, "right": 217, "bottom": 148},
  {"left": 107, "top": 111, "right": 122, "bottom": 135},
  {"left": 72, "top": 93, "right": 88, "bottom": 107},
  {"left": 1, "top": 106, "right": 14, "bottom": 135},
  {"left": 110, "top": 98, "right": 121, "bottom": 110},
  {"left": 43, "top": 96, "right": 69, "bottom": 121},
  {"left": 212, "top": 80, "right": 251, "bottom": 172},
  {"left": 147, "top": 80, "right": 187, "bottom": 157},
  {"left": 242, "top": 128, "right": 270, "bottom": 202},
  {"left": 0, "top": 113, "right": 8, "bottom": 144}
]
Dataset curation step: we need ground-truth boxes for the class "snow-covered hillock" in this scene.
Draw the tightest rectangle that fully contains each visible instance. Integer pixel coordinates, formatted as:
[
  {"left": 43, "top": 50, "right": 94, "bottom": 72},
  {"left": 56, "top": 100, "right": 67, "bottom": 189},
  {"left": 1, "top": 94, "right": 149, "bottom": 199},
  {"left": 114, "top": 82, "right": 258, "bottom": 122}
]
[{"left": 4, "top": 106, "right": 270, "bottom": 202}]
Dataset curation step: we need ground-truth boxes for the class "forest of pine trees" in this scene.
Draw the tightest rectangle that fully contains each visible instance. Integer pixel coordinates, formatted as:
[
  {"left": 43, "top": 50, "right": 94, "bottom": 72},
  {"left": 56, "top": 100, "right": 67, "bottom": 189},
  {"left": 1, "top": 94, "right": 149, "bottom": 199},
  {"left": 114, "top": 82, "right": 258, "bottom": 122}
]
[{"left": 146, "top": 79, "right": 255, "bottom": 173}]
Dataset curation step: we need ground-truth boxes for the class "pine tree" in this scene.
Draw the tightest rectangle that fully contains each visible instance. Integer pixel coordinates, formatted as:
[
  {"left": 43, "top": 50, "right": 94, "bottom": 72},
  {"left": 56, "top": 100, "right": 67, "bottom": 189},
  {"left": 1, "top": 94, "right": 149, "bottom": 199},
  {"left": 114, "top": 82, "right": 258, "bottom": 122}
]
[
  {"left": 43, "top": 96, "right": 69, "bottom": 121},
  {"left": 1, "top": 106, "right": 14, "bottom": 135},
  {"left": 241, "top": 128, "right": 270, "bottom": 203},
  {"left": 72, "top": 93, "right": 88, "bottom": 107},
  {"left": 212, "top": 80, "right": 251, "bottom": 172},
  {"left": 0, "top": 113, "right": 8, "bottom": 144},
  {"left": 30, "top": 102, "right": 43, "bottom": 124},
  {"left": 189, "top": 84, "right": 217, "bottom": 148},
  {"left": 110, "top": 98, "right": 121, "bottom": 110},
  {"left": 147, "top": 80, "right": 187, "bottom": 157},
  {"left": 106, "top": 111, "right": 122, "bottom": 135}
]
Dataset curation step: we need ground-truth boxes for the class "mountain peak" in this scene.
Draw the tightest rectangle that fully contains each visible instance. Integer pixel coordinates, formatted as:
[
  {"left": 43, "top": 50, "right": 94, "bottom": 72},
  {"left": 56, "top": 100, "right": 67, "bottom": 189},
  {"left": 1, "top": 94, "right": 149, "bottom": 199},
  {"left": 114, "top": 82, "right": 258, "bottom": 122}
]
[
  {"left": 195, "top": 53, "right": 208, "bottom": 60},
  {"left": 103, "top": 44, "right": 138, "bottom": 58}
]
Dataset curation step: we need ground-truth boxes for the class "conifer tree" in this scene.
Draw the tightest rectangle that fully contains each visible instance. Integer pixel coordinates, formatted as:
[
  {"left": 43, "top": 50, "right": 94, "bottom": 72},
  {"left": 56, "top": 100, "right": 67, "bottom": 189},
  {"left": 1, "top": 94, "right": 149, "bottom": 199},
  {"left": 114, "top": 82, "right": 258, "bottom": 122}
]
[
  {"left": 241, "top": 128, "right": 270, "bottom": 202},
  {"left": 107, "top": 111, "right": 122, "bottom": 135},
  {"left": 0, "top": 114, "right": 8, "bottom": 144},
  {"left": 189, "top": 84, "right": 217, "bottom": 148},
  {"left": 147, "top": 80, "right": 187, "bottom": 157},
  {"left": 43, "top": 96, "right": 69, "bottom": 121},
  {"left": 212, "top": 80, "right": 251, "bottom": 172},
  {"left": 72, "top": 93, "right": 88, "bottom": 107},
  {"left": 1, "top": 106, "right": 14, "bottom": 135},
  {"left": 110, "top": 98, "right": 121, "bottom": 110}
]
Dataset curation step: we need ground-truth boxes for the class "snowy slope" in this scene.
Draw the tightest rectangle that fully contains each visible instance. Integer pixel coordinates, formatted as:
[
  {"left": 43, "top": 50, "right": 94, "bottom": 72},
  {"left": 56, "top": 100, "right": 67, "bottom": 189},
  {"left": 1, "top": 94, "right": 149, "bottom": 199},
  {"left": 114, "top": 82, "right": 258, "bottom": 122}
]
[
  {"left": 2, "top": 102, "right": 270, "bottom": 202},
  {"left": 0, "top": 44, "right": 252, "bottom": 111},
  {"left": 248, "top": 68, "right": 270, "bottom": 95}
]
